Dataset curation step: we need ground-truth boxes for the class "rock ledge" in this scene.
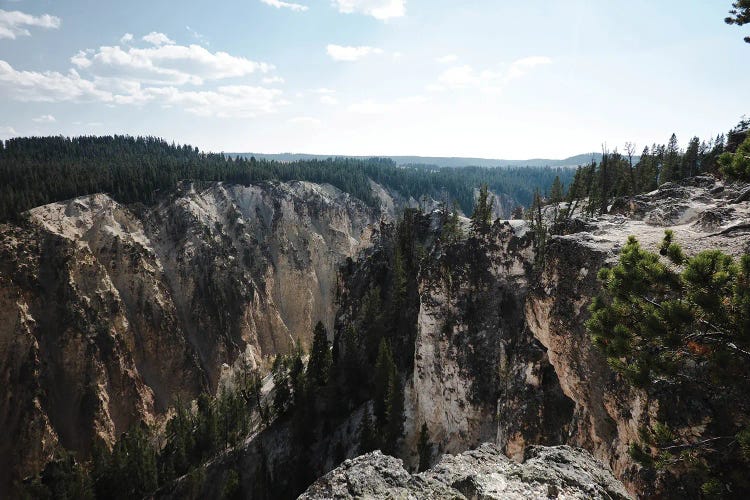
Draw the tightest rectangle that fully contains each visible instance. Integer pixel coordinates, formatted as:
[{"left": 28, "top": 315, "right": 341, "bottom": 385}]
[{"left": 299, "top": 443, "right": 632, "bottom": 499}]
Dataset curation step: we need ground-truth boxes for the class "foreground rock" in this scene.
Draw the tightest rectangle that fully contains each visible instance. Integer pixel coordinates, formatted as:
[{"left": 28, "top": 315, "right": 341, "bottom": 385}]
[{"left": 300, "top": 443, "right": 632, "bottom": 499}]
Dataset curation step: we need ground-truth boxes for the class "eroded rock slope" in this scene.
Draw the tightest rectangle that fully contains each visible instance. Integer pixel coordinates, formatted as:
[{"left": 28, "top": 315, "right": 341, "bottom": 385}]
[
  {"left": 0, "top": 181, "right": 375, "bottom": 489},
  {"left": 397, "top": 176, "right": 750, "bottom": 497}
]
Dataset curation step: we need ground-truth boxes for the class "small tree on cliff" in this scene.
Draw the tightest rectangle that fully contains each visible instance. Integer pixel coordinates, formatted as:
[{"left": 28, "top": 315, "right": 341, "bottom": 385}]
[
  {"left": 719, "top": 132, "right": 750, "bottom": 181},
  {"left": 383, "top": 366, "right": 405, "bottom": 455},
  {"left": 586, "top": 232, "right": 750, "bottom": 493},
  {"left": 373, "top": 339, "right": 396, "bottom": 423},
  {"left": 587, "top": 232, "right": 750, "bottom": 386},
  {"left": 441, "top": 200, "right": 463, "bottom": 243},
  {"left": 470, "top": 184, "right": 494, "bottom": 234},
  {"left": 549, "top": 175, "right": 564, "bottom": 204},
  {"left": 417, "top": 423, "right": 432, "bottom": 472},
  {"left": 528, "top": 188, "right": 548, "bottom": 268},
  {"left": 307, "top": 321, "right": 333, "bottom": 387},
  {"left": 272, "top": 355, "right": 291, "bottom": 415}
]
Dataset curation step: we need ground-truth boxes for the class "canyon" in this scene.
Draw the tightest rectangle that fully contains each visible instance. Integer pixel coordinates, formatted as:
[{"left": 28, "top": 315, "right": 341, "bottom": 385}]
[{"left": 2, "top": 175, "right": 749, "bottom": 497}]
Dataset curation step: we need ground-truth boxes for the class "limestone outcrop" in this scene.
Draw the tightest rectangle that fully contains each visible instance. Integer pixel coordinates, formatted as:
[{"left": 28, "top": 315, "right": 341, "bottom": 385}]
[{"left": 300, "top": 443, "right": 632, "bottom": 499}]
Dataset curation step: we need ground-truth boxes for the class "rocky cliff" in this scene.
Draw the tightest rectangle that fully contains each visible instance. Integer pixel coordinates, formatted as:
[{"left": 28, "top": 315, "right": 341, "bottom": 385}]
[
  {"left": 524, "top": 177, "right": 750, "bottom": 495},
  {"left": 300, "top": 443, "right": 631, "bottom": 499},
  {"left": 3, "top": 175, "right": 748, "bottom": 498},
  {"left": 155, "top": 176, "right": 750, "bottom": 500},
  {"left": 0, "top": 180, "right": 376, "bottom": 490},
  {"left": 397, "top": 176, "right": 750, "bottom": 497}
]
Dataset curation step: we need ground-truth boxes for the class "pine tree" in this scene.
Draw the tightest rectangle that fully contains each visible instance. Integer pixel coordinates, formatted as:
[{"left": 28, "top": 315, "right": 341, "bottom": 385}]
[
  {"left": 289, "top": 344, "right": 306, "bottom": 406},
  {"left": 95, "top": 423, "right": 158, "bottom": 499},
  {"left": 161, "top": 397, "right": 194, "bottom": 480},
  {"left": 196, "top": 393, "right": 220, "bottom": 458},
  {"left": 659, "top": 133, "right": 680, "bottom": 184},
  {"left": 23, "top": 450, "right": 95, "bottom": 500},
  {"left": 417, "top": 422, "right": 432, "bottom": 472},
  {"left": 470, "top": 184, "right": 494, "bottom": 234},
  {"left": 587, "top": 233, "right": 750, "bottom": 494},
  {"left": 549, "top": 176, "right": 564, "bottom": 204},
  {"left": 391, "top": 247, "right": 408, "bottom": 314},
  {"left": 719, "top": 132, "right": 750, "bottom": 180},
  {"left": 373, "top": 339, "right": 396, "bottom": 423},
  {"left": 681, "top": 136, "right": 700, "bottom": 178},
  {"left": 596, "top": 149, "right": 612, "bottom": 215},
  {"left": 725, "top": 0, "right": 750, "bottom": 43},
  {"left": 625, "top": 142, "right": 637, "bottom": 195},
  {"left": 361, "top": 287, "right": 385, "bottom": 362},
  {"left": 307, "top": 321, "right": 332, "bottom": 387},
  {"left": 441, "top": 201, "right": 463, "bottom": 243},
  {"left": 529, "top": 189, "right": 548, "bottom": 267},
  {"left": 272, "top": 356, "right": 291, "bottom": 415},
  {"left": 383, "top": 368, "right": 404, "bottom": 455}
]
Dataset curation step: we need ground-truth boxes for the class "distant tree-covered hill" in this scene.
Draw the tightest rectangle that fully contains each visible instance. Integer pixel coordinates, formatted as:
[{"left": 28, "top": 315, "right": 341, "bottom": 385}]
[
  {"left": 0, "top": 136, "right": 577, "bottom": 222},
  {"left": 231, "top": 152, "right": 608, "bottom": 168}
]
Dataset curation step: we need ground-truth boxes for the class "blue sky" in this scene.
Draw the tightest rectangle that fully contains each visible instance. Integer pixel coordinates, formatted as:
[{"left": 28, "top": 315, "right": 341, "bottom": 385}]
[{"left": 0, "top": 0, "right": 748, "bottom": 158}]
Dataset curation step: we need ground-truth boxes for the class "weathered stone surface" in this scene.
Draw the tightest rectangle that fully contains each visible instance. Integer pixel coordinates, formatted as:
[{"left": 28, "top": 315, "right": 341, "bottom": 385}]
[
  {"left": 300, "top": 443, "right": 632, "bottom": 499},
  {"left": 0, "top": 180, "right": 377, "bottom": 491}
]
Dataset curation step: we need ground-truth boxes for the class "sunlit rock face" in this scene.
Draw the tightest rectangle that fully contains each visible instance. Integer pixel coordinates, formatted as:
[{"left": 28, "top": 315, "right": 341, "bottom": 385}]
[
  {"left": 395, "top": 176, "right": 750, "bottom": 497},
  {"left": 0, "top": 180, "right": 376, "bottom": 490},
  {"left": 403, "top": 219, "right": 574, "bottom": 468}
]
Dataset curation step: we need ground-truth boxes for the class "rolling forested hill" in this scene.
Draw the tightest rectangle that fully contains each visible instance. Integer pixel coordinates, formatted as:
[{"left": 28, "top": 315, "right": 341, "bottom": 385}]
[{"left": 0, "top": 136, "right": 576, "bottom": 221}]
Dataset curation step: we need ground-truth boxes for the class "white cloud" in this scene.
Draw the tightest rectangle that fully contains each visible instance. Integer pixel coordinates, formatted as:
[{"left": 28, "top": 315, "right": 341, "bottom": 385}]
[
  {"left": 436, "top": 54, "right": 457, "bottom": 64},
  {"left": 120, "top": 33, "right": 134, "bottom": 44},
  {"left": 0, "top": 126, "right": 18, "bottom": 139},
  {"left": 506, "top": 56, "right": 552, "bottom": 80},
  {"left": 32, "top": 114, "right": 56, "bottom": 123},
  {"left": 289, "top": 116, "right": 321, "bottom": 127},
  {"left": 396, "top": 95, "right": 428, "bottom": 105},
  {"left": 0, "top": 60, "right": 113, "bottom": 102},
  {"left": 0, "top": 9, "right": 60, "bottom": 40},
  {"left": 437, "top": 65, "right": 491, "bottom": 89},
  {"left": 0, "top": 30, "right": 287, "bottom": 120},
  {"left": 348, "top": 99, "right": 386, "bottom": 114},
  {"left": 71, "top": 40, "right": 273, "bottom": 85},
  {"left": 320, "top": 95, "right": 338, "bottom": 105},
  {"left": 143, "top": 85, "right": 287, "bottom": 117},
  {"left": 260, "top": 0, "right": 309, "bottom": 12},
  {"left": 326, "top": 44, "right": 383, "bottom": 62},
  {"left": 433, "top": 56, "right": 551, "bottom": 93},
  {"left": 0, "top": 60, "right": 287, "bottom": 118},
  {"left": 331, "top": 0, "right": 404, "bottom": 20},
  {"left": 142, "top": 31, "right": 175, "bottom": 46},
  {"left": 347, "top": 95, "right": 426, "bottom": 114},
  {"left": 262, "top": 75, "right": 285, "bottom": 85}
]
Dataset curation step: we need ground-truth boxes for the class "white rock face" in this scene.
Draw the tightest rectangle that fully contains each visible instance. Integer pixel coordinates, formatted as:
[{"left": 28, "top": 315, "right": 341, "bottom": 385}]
[
  {"left": 400, "top": 220, "right": 579, "bottom": 473},
  {"left": 398, "top": 176, "right": 750, "bottom": 496},
  {"left": 0, "top": 180, "right": 377, "bottom": 488}
]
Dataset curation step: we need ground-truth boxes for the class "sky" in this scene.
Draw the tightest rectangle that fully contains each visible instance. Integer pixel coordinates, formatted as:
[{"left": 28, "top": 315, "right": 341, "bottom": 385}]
[{"left": 0, "top": 0, "right": 748, "bottom": 158}]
